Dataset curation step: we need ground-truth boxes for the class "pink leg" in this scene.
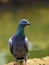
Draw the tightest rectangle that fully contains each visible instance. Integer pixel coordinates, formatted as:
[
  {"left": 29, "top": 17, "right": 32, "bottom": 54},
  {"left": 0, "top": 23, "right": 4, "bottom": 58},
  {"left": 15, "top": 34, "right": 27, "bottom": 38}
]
[
  {"left": 25, "top": 62, "right": 26, "bottom": 65},
  {"left": 24, "top": 61, "right": 26, "bottom": 65}
]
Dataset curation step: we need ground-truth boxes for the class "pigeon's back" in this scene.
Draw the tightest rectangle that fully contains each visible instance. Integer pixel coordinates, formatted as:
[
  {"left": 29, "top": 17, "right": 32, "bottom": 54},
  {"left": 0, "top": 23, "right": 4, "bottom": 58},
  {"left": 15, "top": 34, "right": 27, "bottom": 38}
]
[{"left": 12, "top": 35, "right": 27, "bottom": 58}]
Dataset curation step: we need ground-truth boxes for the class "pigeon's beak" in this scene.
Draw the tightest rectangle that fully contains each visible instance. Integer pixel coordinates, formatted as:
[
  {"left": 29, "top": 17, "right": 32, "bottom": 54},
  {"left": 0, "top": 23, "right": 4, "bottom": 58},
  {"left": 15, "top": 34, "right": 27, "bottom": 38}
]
[{"left": 27, "top": 22, "right": 31, "bottom": 25}]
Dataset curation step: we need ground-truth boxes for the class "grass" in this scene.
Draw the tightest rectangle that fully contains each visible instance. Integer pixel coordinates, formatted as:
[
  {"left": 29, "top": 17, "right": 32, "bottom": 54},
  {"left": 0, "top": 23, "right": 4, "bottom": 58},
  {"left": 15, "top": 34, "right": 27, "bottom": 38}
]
[{"left": 0, "top": 6, "right": 49, "bottom": 64}]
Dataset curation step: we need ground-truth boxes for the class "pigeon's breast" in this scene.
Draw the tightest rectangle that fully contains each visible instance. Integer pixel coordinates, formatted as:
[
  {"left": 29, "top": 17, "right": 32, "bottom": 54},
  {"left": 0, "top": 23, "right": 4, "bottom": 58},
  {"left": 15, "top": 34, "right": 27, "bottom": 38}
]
[{"left": 13, "top": 36, "right": 26, "bottom": 58}]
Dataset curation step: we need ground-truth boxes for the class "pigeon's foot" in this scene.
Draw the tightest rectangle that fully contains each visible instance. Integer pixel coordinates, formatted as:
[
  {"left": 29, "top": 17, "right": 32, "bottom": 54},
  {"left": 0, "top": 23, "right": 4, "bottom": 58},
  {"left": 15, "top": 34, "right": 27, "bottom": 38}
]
[{"left": 14, "top": 62, "right": 18, "bottom": 65}]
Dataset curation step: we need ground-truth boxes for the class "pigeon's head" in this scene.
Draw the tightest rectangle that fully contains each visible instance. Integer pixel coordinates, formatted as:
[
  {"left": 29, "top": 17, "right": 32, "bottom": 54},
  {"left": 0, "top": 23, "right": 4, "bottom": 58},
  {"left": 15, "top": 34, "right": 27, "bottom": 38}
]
[{"left": 19, "top": 19, "right": 31, "bottom": 27}]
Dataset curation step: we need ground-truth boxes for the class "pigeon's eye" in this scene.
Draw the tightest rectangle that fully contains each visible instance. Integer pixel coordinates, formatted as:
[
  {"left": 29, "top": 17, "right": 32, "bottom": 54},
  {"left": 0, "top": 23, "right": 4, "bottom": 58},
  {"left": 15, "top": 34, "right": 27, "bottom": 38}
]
[
  {"left": 24, "top": 21, "right": 27, "bottom": 24},
  {"left": 21, "top": 21, "right": 27, "bottom": 24},
  {"left": 25, "top": 21, "right": 27, "bottom": 23}
]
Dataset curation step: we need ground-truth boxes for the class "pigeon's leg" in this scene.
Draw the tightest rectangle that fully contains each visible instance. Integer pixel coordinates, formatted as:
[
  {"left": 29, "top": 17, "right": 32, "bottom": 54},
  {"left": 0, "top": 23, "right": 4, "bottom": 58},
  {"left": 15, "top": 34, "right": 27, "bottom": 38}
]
[
  {"left": 24, "top": 61, "right": 26, "bottom": 65},
  {"left": 24, "top": 58, "right": 26, "bottom": 65}
]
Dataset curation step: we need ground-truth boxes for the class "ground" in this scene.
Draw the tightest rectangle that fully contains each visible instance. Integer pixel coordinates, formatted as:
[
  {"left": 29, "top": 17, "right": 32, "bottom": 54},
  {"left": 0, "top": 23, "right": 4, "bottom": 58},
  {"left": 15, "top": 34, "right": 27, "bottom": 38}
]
[{"left": 4, "top": 56, "right": 49, "bottom": 65}]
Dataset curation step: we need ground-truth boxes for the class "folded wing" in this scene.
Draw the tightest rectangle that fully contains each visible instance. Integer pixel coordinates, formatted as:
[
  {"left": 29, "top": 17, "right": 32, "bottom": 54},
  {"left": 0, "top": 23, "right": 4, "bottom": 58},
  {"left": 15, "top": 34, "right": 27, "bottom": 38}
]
[
  {"left": 25, "top": 37, "right": 29, "bottom": 53},
  {"left": 9, "top": 37, "right": 13, "bottom": 54}
]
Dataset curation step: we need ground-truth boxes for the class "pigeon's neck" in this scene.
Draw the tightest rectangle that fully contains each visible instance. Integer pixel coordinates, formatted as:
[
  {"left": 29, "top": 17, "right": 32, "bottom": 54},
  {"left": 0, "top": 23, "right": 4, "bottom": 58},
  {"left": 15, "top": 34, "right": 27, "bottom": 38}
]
[
  {"left": 13, "top": 25, "right": 25, "bottom": 39},
  {"left": 17, "top": 26, "right": 24, "bottom": 36}
]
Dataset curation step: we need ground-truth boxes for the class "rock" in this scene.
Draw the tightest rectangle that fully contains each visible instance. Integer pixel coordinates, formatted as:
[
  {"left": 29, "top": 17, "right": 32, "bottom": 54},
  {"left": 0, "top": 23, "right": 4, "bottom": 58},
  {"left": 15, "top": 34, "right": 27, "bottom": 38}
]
[{"left": 4, "top": 56, "right": 49, "bottom": 65}]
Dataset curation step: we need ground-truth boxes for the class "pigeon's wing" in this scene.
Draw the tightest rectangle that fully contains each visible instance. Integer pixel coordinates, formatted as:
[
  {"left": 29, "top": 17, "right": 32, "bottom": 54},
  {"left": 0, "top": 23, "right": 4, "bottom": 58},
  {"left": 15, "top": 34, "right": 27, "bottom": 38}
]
[
  {"left": 25, "top": 37, "right": 29, "bottom": 53},
  {"left": 8, "top": 37, "right": 13, "bottom": 54}
]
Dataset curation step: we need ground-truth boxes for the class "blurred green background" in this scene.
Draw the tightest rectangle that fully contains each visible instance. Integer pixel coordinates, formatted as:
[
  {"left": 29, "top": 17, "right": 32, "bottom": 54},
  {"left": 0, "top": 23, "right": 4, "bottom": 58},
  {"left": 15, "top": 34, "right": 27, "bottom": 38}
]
[{"left": 0, "top": 0, "right": 49, "bottom": 65}]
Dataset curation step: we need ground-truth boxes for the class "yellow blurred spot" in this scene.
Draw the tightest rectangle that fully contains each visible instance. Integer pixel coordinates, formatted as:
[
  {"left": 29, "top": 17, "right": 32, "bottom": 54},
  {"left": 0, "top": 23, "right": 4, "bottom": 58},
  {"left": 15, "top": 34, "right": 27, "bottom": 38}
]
[{"left": 1, "top": 0, "right": 9, "bottom": 3}]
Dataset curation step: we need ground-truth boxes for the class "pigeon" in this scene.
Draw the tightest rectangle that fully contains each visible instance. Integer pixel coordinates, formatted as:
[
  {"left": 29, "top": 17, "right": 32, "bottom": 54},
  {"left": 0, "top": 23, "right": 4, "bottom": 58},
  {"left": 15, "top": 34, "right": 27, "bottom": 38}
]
[{"left": 9, "top": 19, "right": 31, "bottom": 65}]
